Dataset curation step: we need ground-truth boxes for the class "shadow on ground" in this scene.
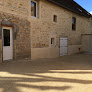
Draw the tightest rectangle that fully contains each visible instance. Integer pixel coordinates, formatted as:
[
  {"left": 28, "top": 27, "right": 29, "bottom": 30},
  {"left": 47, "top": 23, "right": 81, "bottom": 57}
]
[{"left": 0, "top": 54, "right": 92, "bottom": 92}]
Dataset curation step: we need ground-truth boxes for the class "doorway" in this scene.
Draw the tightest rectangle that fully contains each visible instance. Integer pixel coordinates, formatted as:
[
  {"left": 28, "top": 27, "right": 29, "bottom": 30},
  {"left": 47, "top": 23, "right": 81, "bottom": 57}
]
[
  {"left": 60, "top": 37, "right": 68, "bottom": 56},
  {"left": 2, "top": 27, "right": 13, "bottom": 61}
]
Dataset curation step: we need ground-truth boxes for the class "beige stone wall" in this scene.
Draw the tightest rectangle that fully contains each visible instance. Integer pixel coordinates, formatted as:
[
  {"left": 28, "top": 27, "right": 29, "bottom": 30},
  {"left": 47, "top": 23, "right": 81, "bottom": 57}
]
[
  {"left": 0, "top": 0, "right": 29, "bottom": 17},
  {"left": 81, "top": 35, "right": 92, "bottom": 52},
  {"left": 0, "top": 0, "right": 32, "bottom": 62},
  {"left": 68, "top": 45, "right": 82, "bottom": 55},
  {"left": 81, "top": 35, "right": 90, "bottom": 52},
  {"left": 0, "top": 11, "right": 31, "bottom": 61},
  {"left": 15, "top": 18, "right": 31, "bottom": 59},
  {"left": 0, "top": 0, "right": 91, "bottom": 60},
  {"left": 30, "top": 0, "right": 92, "bottom": 59},
  {"left": 31, "top": 47, "right": 59, "bottom": 59}
]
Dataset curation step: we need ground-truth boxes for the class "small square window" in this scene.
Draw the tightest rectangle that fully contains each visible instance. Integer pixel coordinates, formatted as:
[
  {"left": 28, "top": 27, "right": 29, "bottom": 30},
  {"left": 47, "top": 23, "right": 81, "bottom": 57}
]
[
  {"left": 51, "top": 38, "right": 54, "bottom": 46},
  {"left": 72, "top": 17, "right": 76, "bottom": 30},
  {"left": 53, "top": 15, "right": 57, "bottom": 22}
]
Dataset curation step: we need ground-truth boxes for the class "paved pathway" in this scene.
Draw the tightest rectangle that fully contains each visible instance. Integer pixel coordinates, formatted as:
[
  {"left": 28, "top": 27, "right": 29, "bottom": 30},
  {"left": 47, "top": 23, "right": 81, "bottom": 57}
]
[{"left": 0, "top": 54, "right": 92, "bottom": 92}]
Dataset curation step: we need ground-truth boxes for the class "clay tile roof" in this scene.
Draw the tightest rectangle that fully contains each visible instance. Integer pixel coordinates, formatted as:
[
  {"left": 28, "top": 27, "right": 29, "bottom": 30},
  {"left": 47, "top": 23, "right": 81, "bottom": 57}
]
[{"left": 47, "top": 0, "right": 91, "bottom": 18}]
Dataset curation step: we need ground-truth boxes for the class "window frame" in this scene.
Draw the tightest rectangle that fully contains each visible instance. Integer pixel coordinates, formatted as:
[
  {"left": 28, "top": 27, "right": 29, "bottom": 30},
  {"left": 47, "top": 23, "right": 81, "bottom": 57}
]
[
  {"left": 53, "top": 15, "right": 57, "bottom": 22},
  {"left": 31, "top": 0, "right": 38, "bottom": 18},
  {"left": 72, "top": 17, "right": 76, "bottom": 31},
  {"left": 51, "top": 38, "right": 54, "bottom": 46},
  {"left": 3, "top": 29, "right": 10, "bottom": 46}
]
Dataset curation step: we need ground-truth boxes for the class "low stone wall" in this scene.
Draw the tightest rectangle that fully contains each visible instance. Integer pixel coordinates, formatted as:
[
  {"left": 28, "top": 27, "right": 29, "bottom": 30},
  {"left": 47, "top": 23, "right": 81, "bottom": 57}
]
[
  {"left": 31, "top": 45, "right": 82, "bottom": 59},
  {"left": 68, "top": 45, "right": 82, "bottom": 55},
  {"left": 31, "top": 47, "right": 59, "bottom": 60}
]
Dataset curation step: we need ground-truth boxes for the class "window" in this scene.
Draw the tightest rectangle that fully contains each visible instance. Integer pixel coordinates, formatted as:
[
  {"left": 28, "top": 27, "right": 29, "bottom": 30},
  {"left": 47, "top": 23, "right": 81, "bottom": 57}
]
[
  {"left": 31, "top": 0, "right": 37, "bottom": 17},
  {"left": 53, "top": 15, "right": 57, "bottom": 22},
  {"left": 72, "top": 17, "right": 76, "bottom": 30},
  {"left": 51, "top": 38, "right": 54, "bottom": 46},
  {"left": 3, "top": 29, "right": 10, "bottom": 46}
]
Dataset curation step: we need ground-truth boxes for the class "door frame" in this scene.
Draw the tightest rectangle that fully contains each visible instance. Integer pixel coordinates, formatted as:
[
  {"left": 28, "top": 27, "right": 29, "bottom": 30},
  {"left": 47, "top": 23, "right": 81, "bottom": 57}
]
[
  {"left": 60, "top": 37, "right": 68, "bottom": 56},
  {"left": 2, "top": 26, "right": 14, "bottom": 61}
]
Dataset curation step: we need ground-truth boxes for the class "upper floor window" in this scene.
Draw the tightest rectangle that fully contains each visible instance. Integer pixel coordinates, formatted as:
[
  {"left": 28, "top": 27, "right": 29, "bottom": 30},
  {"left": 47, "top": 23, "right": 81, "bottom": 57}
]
[
  {"left": 72, "top": 17, "right": 76, "bottom": 30},
  {"left": 53, "top": 15, "right": 57, "bottom": 22},
  {"left": 31, "top": 0, "right": 37, "bottom": 17}
]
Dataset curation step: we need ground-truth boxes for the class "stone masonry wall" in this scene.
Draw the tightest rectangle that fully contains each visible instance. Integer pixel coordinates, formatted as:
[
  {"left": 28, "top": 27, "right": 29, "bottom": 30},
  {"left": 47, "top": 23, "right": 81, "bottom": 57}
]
[
  {"left": 0, "top": 11, "right": 31, "bottom": 60},
  {"left": 15, "top": 19, "right": 31, "bottom": 59},
  {"left": 0, "top": 0, "right": 29, "bottom": 17},
  {"left": 31, "top": 0, "right": 92, "bottom": 48},
  {"left": 0, "top": 0, "right": 91, "bottom": 60},
  {"left": 0, "top": 0, "right": 31, "bottom": 61}
]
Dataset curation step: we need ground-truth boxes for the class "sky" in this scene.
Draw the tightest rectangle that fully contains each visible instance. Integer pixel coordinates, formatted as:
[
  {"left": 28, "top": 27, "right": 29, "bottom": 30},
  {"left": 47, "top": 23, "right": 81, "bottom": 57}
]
[{"left": 74, "top": 0, "right": 92, "bottom": 14}]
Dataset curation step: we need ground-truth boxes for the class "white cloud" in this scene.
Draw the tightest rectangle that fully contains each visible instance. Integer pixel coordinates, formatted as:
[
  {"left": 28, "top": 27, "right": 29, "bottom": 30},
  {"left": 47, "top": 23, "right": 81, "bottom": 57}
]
[{"left": 90, "top": 11, "right": 92, "bottom": 15}]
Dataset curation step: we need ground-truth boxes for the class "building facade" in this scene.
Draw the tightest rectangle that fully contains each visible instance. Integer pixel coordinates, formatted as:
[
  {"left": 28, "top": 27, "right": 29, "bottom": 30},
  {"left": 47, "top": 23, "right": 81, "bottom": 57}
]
[{"left": 0, "top": 0, "right": 92, "bottom": 62}]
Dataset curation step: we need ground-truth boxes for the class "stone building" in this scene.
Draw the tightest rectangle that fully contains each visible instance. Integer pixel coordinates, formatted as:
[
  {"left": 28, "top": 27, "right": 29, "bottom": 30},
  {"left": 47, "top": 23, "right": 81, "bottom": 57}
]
[{"left": 0, "top": 0, "right": 92, "bottom": 62}]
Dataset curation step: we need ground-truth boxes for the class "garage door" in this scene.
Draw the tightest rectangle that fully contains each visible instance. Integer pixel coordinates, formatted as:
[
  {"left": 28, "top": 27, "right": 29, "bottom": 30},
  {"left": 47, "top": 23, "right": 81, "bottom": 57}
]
[{"left": 60, "top": 38, "right": 68, "bottom": 56}]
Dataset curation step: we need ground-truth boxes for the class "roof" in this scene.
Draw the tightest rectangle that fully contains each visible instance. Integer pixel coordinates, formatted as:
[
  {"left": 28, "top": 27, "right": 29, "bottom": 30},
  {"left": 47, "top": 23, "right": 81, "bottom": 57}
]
[{"left": 47, "top": 0, "right": 91, "bottom": 18}]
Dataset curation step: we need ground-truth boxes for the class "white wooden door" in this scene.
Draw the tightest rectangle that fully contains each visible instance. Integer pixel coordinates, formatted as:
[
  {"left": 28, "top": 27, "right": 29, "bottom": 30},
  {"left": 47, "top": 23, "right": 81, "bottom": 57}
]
[
  {"left": 60, "top": 38, "right": 67, "bottom": 56},
  {"left": 2, "top": 27, "right": 13, "bottom": 61}
]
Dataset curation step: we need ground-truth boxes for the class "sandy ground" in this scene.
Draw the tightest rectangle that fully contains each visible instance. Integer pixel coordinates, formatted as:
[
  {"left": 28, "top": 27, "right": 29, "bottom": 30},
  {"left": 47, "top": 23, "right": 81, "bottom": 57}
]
[{"left": 0, "top": 54, "right": 92, "bottom": 92}]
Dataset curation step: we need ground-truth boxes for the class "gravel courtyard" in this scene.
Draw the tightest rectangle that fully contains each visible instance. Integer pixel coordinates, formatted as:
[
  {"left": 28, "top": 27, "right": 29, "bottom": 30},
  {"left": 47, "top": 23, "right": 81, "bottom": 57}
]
[{"left": 0, "top": 54, "right": 92, "bottom": 92}]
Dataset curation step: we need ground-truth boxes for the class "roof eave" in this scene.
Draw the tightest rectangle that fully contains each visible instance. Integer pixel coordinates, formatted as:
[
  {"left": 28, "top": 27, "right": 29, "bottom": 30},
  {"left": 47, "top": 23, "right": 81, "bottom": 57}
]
[{"left": 47, "top": 0, "right": 91, "bottom": 18}]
